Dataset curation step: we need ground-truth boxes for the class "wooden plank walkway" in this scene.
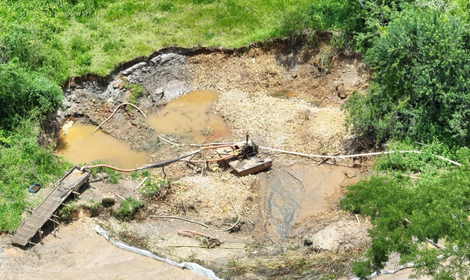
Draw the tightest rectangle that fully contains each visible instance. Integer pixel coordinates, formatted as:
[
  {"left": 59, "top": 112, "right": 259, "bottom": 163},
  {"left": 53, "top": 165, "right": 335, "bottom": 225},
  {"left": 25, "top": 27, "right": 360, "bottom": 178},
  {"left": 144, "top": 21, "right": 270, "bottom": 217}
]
[{"left": 11, "top": 166, "right": 91, "bottom": 247}]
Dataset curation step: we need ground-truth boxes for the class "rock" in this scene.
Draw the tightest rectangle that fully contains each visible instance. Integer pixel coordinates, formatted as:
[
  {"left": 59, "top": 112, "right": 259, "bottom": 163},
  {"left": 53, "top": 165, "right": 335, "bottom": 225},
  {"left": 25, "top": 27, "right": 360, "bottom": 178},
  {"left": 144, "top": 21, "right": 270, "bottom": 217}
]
[
  {"left": 336, "top": 84, "right": 347, "bottom": 99},
  {"left": 162, "top": 80, "right": 190, "bottom": 101},
  {"left": 310, "top": 224, "right": 342, "bottom": 251},
  {"left": 345, "top": 170, "right": 357, "bottom": 179},
  {"left": 122, "top": 62, "right": 147, "bottom": 76}
]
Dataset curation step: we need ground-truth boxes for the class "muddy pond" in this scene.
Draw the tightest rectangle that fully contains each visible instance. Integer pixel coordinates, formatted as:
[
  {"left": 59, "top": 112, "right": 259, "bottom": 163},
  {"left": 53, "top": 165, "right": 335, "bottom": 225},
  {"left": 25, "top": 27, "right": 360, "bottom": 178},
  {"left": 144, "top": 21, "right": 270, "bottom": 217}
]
[{"left": 56, "top": 90, "right": 231, "bottom": 168}]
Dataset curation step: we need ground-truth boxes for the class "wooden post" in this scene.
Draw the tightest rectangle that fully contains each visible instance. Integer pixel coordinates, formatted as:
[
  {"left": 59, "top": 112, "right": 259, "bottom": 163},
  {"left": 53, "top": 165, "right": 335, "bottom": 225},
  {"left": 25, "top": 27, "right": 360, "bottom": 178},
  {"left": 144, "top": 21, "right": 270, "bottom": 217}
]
[{"left": 39, "top": 229, "right": 44, "bottom": 245}]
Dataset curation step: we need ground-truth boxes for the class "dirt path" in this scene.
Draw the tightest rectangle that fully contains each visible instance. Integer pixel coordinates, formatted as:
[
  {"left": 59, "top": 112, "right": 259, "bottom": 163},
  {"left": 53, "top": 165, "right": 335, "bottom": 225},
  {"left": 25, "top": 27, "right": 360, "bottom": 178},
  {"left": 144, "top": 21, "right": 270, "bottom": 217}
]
[{"left": 0, "top": 219, "right": 208, "bottom": 280}]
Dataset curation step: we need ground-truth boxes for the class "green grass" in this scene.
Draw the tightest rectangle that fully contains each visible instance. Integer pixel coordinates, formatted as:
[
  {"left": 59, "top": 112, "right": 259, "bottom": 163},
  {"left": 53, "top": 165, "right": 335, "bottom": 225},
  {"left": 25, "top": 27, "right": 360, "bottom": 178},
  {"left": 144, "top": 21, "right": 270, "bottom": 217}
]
[{"left": 0, "top": 0, "right": 334, "bottom": 80}]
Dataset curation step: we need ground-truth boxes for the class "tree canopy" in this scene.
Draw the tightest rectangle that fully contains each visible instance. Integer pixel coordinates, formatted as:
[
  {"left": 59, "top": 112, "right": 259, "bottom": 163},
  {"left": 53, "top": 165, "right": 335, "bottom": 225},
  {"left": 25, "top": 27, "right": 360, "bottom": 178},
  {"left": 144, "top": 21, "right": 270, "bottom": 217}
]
[{"left": 344, "top": 8, "right": 470, "bottom": 147}]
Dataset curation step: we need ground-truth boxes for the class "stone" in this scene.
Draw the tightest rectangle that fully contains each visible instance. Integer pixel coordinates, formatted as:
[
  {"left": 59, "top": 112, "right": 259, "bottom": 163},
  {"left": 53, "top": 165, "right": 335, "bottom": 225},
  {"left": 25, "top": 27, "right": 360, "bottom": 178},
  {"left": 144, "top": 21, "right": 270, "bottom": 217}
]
[{"left": 344, "top": 170, "right": 357, "bottom": 179}]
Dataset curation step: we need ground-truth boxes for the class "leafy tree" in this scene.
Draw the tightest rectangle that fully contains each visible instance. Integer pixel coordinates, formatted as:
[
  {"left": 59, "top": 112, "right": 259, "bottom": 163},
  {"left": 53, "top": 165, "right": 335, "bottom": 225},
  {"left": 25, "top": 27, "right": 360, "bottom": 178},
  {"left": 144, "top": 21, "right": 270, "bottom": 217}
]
[
  {"left": 341, "top": 148, "right": 470, "bottom": 279},
  {"left": 353, "top": 0, "right": 416, "bottom": 51},
  {"left": 344, "top": 8, "right": 470, "bottom": 146}
]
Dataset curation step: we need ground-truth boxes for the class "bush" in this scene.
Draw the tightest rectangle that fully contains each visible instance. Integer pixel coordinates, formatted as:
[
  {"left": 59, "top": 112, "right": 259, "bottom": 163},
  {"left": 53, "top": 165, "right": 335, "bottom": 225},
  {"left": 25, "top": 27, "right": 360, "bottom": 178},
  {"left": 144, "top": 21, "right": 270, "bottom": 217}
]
[
  {"left": 278, "top": 0, "right": 362, "bottom": 38},
  {"left": 139, "top": 178, "right": 171, "bottom": 199},
  {"left": 0, "top": 59, "right": 63, "bottom": 129},
  {"left": 341, "top": 145, "right": 470, "bottom": 279},
  {"left": 113, "top": 197, "right": 144, "bottom": 221},
  {"left": 344, "top": 8, "right": 470, "bottom": 147}
]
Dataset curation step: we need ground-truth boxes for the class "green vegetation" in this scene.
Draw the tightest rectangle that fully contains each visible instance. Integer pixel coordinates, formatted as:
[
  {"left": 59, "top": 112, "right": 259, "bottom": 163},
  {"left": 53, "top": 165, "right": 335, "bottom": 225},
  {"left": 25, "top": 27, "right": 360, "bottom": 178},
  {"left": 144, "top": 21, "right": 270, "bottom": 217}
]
[
  {"left": 124, "top": 82, "right": 145, "bottom": 104},
  {"left": 140, "top": 178, "right": 171, "bottom": 199},
  {"left": 0, "top": 119, "right": 72, "bottom": 231},
  {"left": 344, "top": 9, "right": 470, "bottom": 146},
  {"left": 87, "top": 161, "right": 123, "bottom": 183},
  {"left": 58, "top": 201, "right": 79, "bottom": 220},
  {"left": 0, "top": 0, "right": 340, "bottom": 79},
  {"left": 58, "top": 198, "right": 100, "bottom": 220},
  {"left": 338, "top": 1, "right": 470, "bottom": 279},
  {"left": 341, "top": 148, "right": 470, "bottom": 279},
  {"left": 113, "top": 197, "right": 144, "bottom": 221},
  {"left": 130, "top": 170, "right": 171, "bottom": 199},
  {"left": 0, "top": 0, "right": 354, "bottom": 234}
]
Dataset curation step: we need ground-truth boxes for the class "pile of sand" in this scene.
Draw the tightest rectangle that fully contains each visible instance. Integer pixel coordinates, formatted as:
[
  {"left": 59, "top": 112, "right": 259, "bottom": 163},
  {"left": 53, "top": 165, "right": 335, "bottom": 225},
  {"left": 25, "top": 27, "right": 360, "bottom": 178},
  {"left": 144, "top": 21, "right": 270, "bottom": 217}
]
[{"left": 214, "top": 90, "right": 349, "bottom": 155}]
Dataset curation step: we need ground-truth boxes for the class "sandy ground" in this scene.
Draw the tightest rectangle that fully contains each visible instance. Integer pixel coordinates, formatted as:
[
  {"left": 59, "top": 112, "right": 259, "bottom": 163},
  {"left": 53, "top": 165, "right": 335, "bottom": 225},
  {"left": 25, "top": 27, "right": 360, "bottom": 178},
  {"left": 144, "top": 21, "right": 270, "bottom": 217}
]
[{"left": 0, "top": 219, "right": 208, "bottom": 280}]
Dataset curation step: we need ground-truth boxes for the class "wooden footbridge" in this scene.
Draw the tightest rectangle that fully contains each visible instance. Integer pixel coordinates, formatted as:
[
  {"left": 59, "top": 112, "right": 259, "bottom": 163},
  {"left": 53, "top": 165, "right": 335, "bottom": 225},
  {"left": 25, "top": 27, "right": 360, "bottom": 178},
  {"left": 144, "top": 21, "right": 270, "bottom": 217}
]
[{"left": 11, "top": 166, "right": 90, "bottom": 246}]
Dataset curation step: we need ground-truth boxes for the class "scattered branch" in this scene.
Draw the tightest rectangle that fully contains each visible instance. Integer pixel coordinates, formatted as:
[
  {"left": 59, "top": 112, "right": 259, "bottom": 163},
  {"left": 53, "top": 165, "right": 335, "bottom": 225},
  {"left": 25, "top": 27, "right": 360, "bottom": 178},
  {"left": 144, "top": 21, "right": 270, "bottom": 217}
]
[
  {"left": 93, "top": 103, "right": 147, "bottom": 133},
  {"left": 149, "top": 196, "right": 240, "bottom": 232}
]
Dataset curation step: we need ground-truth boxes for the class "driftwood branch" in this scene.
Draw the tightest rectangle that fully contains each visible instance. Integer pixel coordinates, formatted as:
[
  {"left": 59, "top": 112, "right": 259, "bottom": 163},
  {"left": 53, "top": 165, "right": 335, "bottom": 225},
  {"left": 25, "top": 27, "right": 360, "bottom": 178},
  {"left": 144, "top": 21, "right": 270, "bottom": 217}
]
[{"left": 93, "top": 103, "right": 147, "bottom": 133}]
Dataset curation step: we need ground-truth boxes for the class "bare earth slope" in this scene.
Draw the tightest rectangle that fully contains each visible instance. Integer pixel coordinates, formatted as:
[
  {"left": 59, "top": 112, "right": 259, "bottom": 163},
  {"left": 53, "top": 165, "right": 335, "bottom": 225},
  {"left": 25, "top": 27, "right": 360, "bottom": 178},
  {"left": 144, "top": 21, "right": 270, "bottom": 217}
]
[{"left": 0, "top": 219, "right": 207, "bottom": 280}]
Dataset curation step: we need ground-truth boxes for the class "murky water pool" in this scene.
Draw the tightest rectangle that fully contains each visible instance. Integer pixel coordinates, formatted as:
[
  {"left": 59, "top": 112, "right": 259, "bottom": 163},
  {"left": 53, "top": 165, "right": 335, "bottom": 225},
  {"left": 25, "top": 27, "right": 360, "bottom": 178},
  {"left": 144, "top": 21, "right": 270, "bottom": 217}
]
[
  {"left": 56, "top": 123, "right": 148, "bottom": 169},
  {"left": 56, "top": 91, "right": 231, "bottom": 167},
  {"left": 258, "top": 163, "right": 361, "bottom": 238},
  {"left": 147, "top": 90, "right": 231, "bottom": 143}
]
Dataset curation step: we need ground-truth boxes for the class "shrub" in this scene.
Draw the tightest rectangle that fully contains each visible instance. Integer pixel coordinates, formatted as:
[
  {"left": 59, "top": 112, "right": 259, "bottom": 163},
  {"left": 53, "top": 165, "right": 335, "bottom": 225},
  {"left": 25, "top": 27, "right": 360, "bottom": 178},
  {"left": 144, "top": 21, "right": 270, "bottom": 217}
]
[
  {"left": 0, "top": 118, "right": 72, "bottom": 231},
  {"left": 344, "top": 8, "right": 470, "bottom": 147},
  {"left": 277, "top": 0, "right": 362, "bottom": 41},
  {"left": 139, "top": 178, "right": 171, "bottom": 199},
  {"left": 86, "top": 161, "right": 122, "bottom": 184},
  {"left": 0, "top": 59, "right": 63, "bottom": 129},
  {"left": 113, "top": 197, "right": 144, "bottom": 221}
]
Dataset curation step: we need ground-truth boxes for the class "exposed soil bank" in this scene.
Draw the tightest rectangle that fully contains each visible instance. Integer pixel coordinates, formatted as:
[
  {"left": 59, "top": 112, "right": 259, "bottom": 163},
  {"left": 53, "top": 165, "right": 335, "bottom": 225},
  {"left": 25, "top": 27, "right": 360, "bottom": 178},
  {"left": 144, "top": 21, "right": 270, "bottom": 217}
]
[{"left": 57, "top": 38, "right": 368, "bottom": 155}]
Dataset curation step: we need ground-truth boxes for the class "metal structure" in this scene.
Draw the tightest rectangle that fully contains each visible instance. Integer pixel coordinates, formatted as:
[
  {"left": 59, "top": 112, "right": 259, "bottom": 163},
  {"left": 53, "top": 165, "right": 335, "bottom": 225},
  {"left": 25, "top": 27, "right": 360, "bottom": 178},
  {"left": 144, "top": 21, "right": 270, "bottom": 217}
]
[{"left": 11, "top": 166, "right": 91, "bottom": 246}]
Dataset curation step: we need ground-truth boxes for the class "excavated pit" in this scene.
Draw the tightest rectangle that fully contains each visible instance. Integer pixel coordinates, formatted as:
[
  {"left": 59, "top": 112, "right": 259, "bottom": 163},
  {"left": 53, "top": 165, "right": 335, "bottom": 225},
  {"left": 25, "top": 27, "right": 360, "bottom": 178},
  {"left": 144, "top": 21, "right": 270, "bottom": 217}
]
[{"left": 6, "top": 41, "right": 376, "bottom": 279}]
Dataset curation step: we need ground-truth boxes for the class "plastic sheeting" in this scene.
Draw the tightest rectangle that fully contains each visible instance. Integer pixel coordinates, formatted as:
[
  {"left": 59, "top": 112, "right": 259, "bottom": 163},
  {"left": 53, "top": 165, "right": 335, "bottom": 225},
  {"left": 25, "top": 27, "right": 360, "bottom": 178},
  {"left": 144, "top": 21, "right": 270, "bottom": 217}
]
[{"left": 94, "top": 225, "right": 223, "bottom": 280}]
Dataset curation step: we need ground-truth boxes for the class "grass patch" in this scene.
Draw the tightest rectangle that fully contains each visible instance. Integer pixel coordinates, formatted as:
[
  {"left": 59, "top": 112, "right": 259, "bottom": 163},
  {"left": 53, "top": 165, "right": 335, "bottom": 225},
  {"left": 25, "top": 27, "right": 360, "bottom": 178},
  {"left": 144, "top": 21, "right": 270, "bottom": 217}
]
[
  {"left": 222, "top": 248, "right": 360, "bottom": 279},
  {"left": 86, "top": 161, "right": 123, "bottom": 184},
  {"left": 0, "top": 119, "right": 72, "bottom": 232},
  {"left": 139, "top": 178, "right": 171, "bottom": 199},
  {"left": 1, "top": 0, "right": 337, "bottom": 79},
  {"left": 124, "top": 82, "right": 144, "bottom": 105}
]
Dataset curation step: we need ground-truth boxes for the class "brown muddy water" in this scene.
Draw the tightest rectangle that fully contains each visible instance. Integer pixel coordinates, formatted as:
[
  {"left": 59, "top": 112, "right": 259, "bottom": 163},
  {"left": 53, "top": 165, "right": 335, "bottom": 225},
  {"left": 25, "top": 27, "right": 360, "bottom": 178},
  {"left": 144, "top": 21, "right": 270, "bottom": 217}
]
[
  {"left": 56, "top": 91, "right": 230, "bottom": 167},
  {"left": 147, "top": 90, "right": 231, "bottom": 143},
  {"left": 56, "top": 123, "right": 148, "bottom": 169},
  {"left": 259, "top": 163, "right": 361, "bottom": 238}
]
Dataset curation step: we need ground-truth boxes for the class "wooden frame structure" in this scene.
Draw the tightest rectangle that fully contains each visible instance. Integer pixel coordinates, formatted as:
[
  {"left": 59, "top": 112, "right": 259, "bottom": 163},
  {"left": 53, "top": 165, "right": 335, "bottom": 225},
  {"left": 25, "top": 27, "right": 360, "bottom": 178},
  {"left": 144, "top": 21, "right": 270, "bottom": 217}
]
[{"left": 11, "top": 166, "right": 90, "bottom": 247}]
